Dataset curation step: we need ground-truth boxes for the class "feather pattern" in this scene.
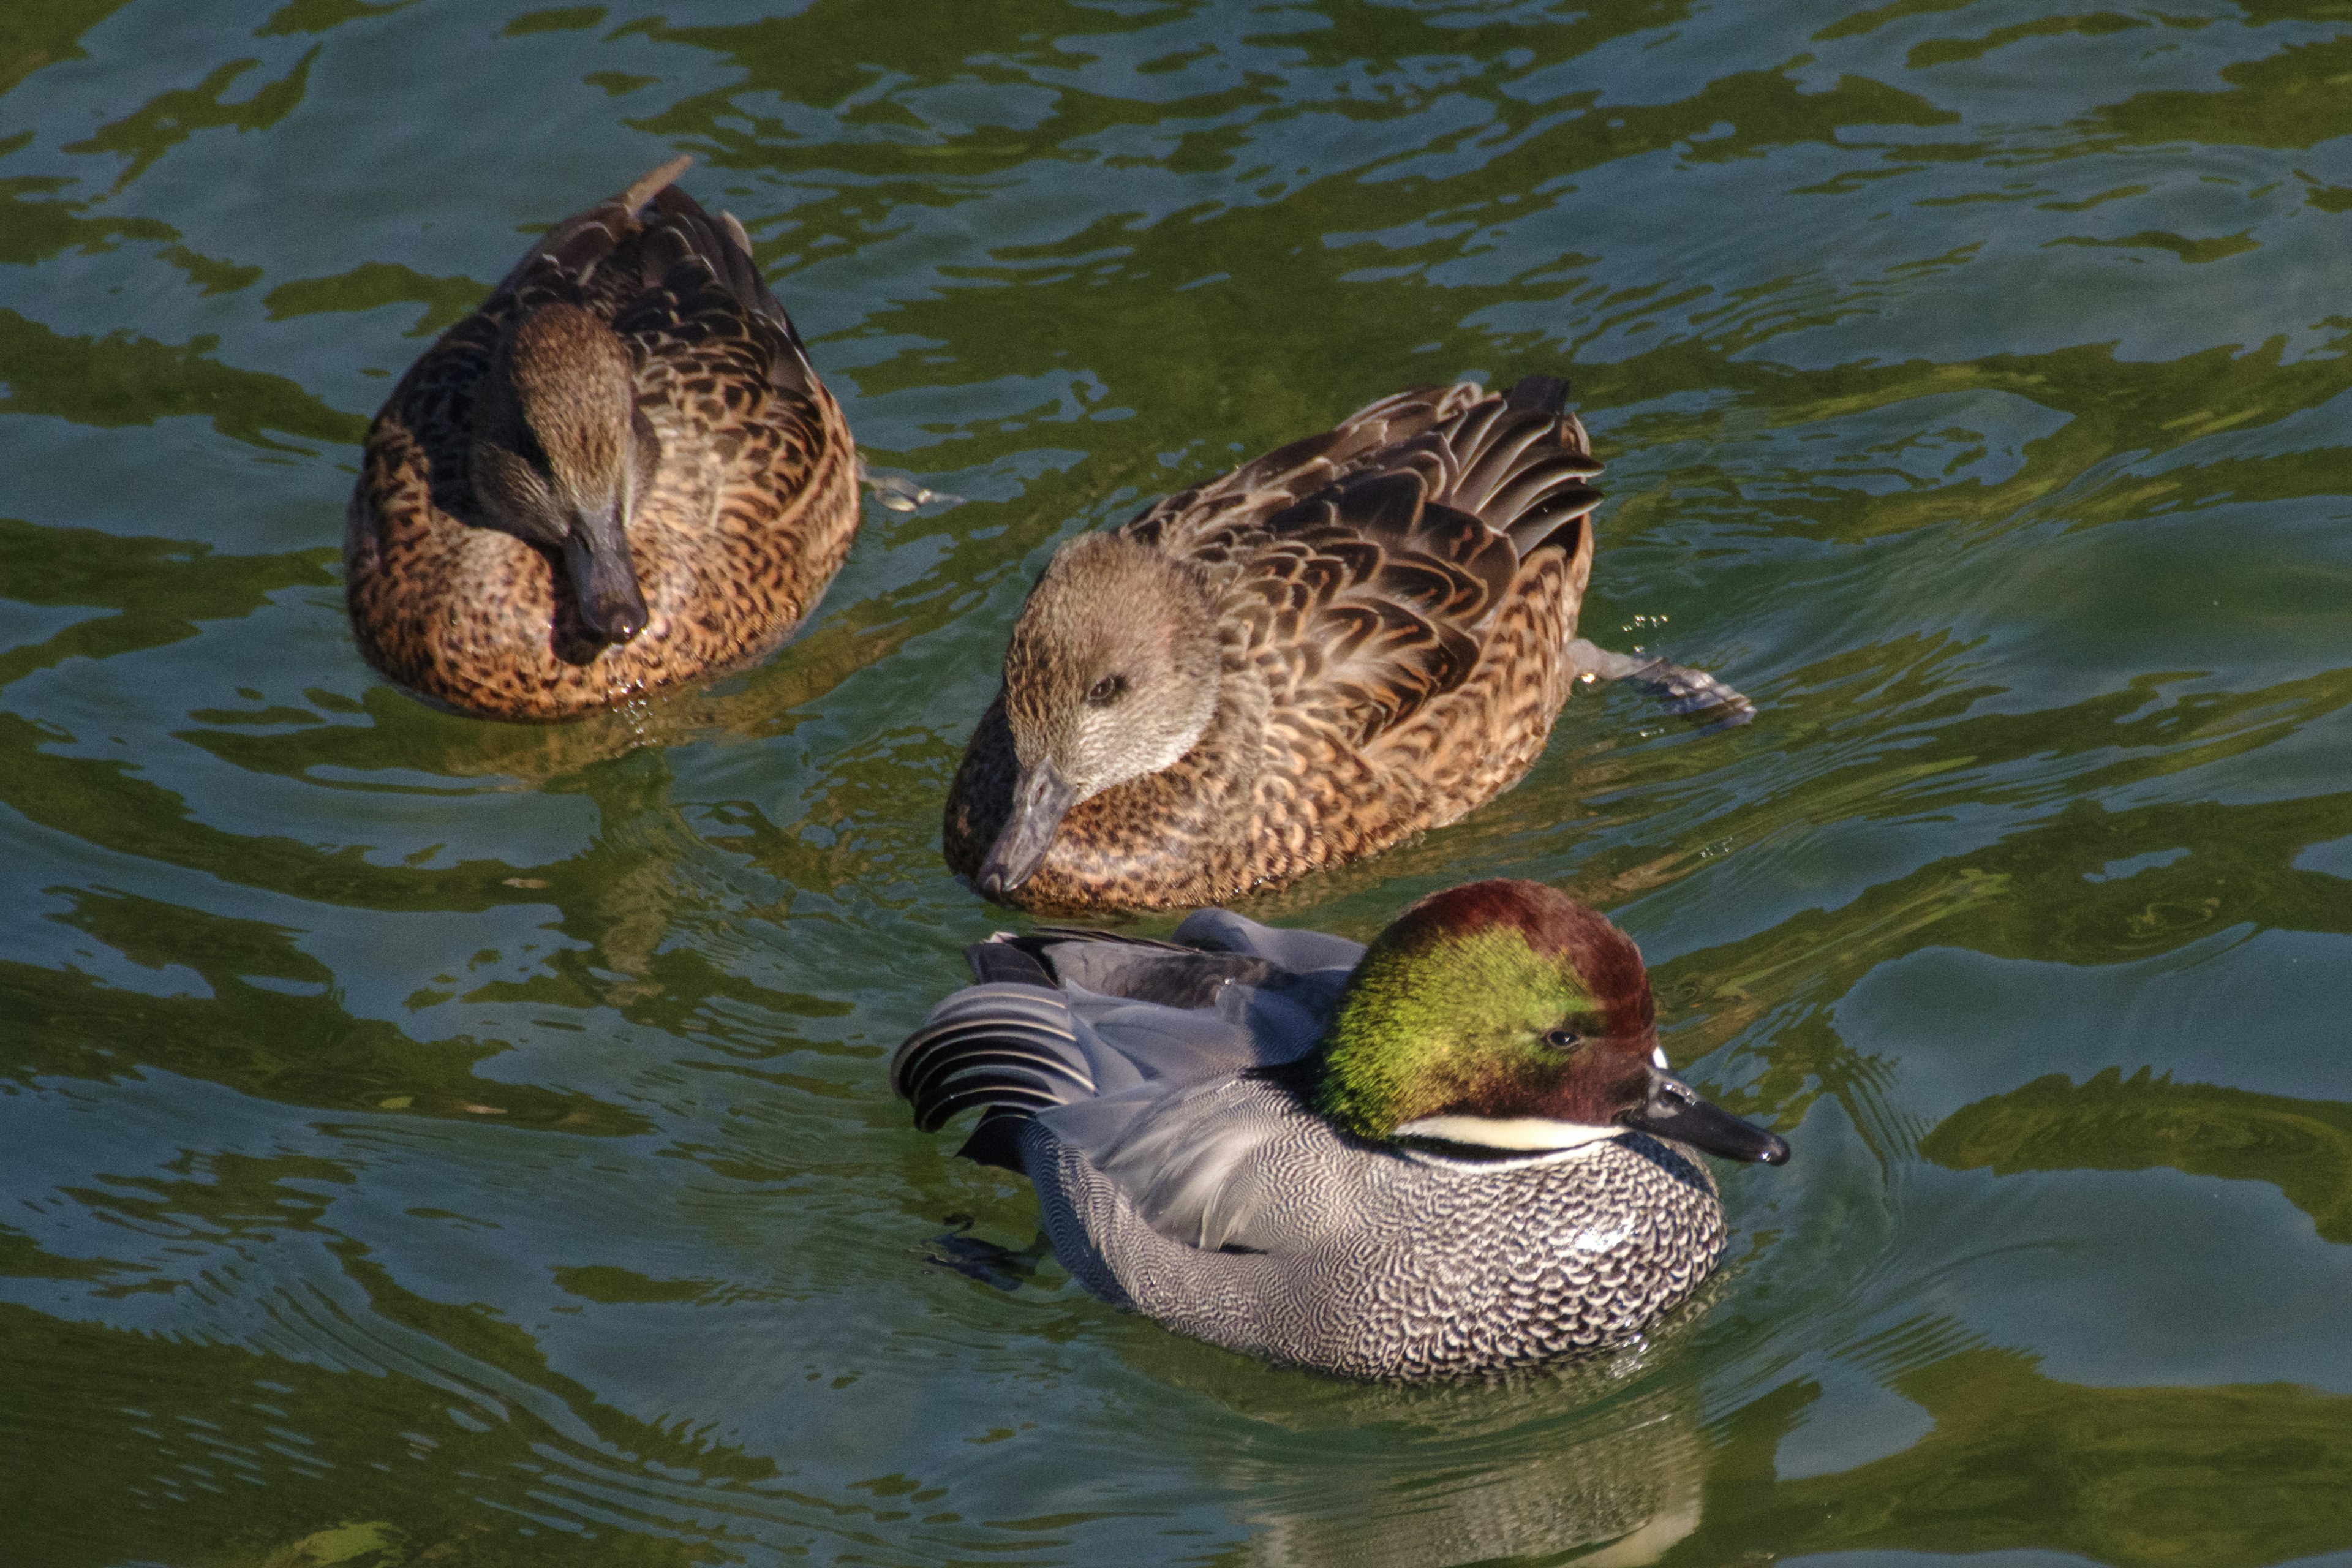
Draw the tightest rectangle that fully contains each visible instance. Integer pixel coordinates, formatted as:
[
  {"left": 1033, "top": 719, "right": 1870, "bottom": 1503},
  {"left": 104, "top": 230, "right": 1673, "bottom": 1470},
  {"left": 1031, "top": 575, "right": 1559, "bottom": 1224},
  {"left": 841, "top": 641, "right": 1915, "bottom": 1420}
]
[
  {"left": 943, "top": 377, "right": 1606, "bottom": 910},
  {"left": 892, "top": 908, "right": 1735, "bottom": 1379},
  {"left": 345, "top": 157, "right": 859, "bottom": 720}
]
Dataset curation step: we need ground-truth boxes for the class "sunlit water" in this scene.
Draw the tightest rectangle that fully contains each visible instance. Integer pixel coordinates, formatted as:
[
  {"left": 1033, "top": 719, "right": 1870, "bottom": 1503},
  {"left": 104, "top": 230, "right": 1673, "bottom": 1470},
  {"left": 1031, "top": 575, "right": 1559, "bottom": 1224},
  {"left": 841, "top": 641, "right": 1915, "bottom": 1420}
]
[{"left": 5, "top": 2, "right": 2352, "bottom": 1564}]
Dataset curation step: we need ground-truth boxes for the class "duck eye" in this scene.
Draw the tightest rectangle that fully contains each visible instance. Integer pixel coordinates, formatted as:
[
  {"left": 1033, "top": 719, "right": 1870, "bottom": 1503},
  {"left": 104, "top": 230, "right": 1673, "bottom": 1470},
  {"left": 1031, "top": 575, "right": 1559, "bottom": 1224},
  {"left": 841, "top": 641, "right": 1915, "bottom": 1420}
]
[
  {"left": 1086, "top": 674, "right": 1126, "bottom": 706},
  {"left": 1545, "top": 1028, "right": 1580, "bottom": 1050}
]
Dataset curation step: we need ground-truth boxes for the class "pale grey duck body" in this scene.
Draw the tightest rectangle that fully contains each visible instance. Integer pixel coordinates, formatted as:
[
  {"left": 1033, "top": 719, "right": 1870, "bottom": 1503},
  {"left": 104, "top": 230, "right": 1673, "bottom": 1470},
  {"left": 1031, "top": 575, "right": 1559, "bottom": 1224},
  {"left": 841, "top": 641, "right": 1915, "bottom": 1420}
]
[
  {"left": 1032, "top": 1076, "right": 1727, "bottom": 1380},
  {"left": 894, "top": 883, "right": 1787, "bottom": 1381}
]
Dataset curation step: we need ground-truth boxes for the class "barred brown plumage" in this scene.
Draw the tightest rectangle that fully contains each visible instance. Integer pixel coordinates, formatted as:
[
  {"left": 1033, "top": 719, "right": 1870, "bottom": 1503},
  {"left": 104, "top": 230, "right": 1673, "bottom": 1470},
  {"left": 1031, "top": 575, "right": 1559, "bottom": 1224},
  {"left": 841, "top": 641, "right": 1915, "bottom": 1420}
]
[
  {"left": 345, "top": 156, "right": 859, "bottom": 721},
  {"left": 943, "top": 376, "right": 1619, "bottom": 911}
]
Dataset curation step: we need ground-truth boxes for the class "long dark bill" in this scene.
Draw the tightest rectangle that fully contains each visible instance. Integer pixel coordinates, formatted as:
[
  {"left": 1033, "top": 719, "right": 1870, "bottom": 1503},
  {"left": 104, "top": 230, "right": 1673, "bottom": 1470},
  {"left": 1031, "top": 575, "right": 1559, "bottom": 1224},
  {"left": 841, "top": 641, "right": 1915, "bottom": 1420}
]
[
  {"left": 975, "top": 759, "right": 1079, "bottom": 900},
  {"left": 564, "top": 503, "right": 649, "bottom": 643},
  {"left": 1621, "top": 1065, "right": 1790, "bottom": 1165}
]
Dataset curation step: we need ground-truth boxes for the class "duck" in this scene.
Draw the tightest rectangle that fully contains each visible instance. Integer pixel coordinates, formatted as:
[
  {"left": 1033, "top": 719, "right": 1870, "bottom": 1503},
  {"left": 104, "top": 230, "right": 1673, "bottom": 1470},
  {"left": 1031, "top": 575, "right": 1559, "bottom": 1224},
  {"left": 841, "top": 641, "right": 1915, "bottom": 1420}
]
[
  {"left": 893, "top": 878, "right": 1789, "bottom": 1381},
  {"left": 941, "top": 375, "right": 1746, "bottom": 910},
  {"left": 345, "top": 156, "right": 859, "bottom": 721}
]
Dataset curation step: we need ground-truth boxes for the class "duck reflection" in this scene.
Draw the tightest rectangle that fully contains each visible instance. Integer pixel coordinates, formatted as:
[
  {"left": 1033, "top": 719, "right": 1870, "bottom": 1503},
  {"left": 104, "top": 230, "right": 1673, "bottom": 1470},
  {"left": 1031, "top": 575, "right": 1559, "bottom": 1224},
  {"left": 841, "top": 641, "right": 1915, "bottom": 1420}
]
[{"left": 1096, "top": 1292, "right": 1727, "bottom": 1567}]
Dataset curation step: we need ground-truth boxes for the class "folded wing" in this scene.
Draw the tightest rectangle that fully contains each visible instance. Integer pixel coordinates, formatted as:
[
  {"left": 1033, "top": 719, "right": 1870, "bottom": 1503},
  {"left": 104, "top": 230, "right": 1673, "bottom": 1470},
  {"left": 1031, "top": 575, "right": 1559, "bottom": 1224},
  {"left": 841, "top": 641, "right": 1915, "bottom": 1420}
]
[
  {"left": 892, "top": 913, "right": 1361, "bottom": 1249},
  {"left": 1125, "top": 377, "right": 1604, "bottom": 750}
]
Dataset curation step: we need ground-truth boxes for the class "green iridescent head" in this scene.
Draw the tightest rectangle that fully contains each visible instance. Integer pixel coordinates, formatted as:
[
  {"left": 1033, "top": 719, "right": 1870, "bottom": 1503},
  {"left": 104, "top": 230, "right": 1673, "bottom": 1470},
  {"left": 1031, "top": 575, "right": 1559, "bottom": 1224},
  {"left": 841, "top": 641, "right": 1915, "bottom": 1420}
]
[{"left": 1312, "top": 880, "right": 1789, "bottom": 1164}]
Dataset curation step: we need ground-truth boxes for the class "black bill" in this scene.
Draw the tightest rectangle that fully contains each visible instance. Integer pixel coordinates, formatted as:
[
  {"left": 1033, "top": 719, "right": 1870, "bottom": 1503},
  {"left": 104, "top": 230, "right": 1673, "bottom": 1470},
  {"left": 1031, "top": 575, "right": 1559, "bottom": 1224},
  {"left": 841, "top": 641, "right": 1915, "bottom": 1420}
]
[
  {"left": 1620, "top": 1065, "right": 1789, "bottom": 1165},
  {"left": 975, "top": 758, "right": 1078, "bottom": 899},
  {"left": 565, "top": 503, "right": 649, "bottom": 643}
]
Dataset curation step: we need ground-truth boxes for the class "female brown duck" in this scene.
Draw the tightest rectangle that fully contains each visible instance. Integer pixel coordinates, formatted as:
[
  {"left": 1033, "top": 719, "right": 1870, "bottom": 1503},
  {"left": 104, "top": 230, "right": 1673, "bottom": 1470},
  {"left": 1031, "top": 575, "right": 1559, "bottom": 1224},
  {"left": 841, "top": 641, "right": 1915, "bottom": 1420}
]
[
  {"left": 943, "top": 376, "right": 1747, "bottom": 912},
  {"left": 346, "top": 157, "right": 859, "bottom": 720}
]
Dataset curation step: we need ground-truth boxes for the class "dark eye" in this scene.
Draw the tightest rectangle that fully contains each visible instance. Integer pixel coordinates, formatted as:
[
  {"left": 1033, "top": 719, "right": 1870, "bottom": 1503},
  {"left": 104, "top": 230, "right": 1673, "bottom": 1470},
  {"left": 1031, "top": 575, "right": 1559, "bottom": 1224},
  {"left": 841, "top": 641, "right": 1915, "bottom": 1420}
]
[
  {"left": 1545, "top": 1028, "right": 1580, "bottom": 1050},
  {"left": 1086, "top": 674, "right": 1126, "bottom": 706}
]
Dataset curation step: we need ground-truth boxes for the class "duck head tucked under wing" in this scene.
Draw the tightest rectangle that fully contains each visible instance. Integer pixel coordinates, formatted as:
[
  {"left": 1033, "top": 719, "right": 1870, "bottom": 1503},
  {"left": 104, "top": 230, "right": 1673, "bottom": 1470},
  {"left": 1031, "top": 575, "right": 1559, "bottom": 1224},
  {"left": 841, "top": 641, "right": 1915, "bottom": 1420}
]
[{"left": 467, "top": 300, "right": 661, "bottom": 644}]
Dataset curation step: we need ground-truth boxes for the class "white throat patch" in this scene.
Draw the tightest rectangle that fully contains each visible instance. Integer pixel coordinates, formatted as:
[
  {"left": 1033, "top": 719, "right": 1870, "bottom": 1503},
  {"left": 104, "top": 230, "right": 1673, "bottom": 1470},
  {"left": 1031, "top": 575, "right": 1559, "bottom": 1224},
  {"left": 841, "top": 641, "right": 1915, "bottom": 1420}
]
[{"left": 1395, "top": 1115, "right": 1629, "bottom": 1156}]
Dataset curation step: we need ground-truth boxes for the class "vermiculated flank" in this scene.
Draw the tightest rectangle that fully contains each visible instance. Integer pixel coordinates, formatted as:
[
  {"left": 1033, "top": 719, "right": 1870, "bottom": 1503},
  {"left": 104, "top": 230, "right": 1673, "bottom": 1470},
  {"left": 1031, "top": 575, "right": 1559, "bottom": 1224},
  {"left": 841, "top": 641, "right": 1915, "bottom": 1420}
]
[{"left": 892, "top": 882, "right": 1791, "bottom": 1379}]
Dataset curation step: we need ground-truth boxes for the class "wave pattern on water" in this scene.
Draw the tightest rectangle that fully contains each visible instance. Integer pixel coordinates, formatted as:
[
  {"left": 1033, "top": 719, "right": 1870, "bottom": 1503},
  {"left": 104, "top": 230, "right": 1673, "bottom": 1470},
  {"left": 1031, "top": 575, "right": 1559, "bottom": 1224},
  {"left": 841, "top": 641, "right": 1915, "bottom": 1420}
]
[{"left": 5, "top": 0, "right": 2352, "bottom": 1564}]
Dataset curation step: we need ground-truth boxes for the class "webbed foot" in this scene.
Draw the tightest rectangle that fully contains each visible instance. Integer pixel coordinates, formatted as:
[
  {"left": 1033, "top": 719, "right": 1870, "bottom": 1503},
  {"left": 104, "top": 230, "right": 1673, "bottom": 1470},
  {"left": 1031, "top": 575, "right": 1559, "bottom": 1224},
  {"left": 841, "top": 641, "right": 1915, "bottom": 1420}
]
[
  {"left": 1567, "top": 638, "right": 1755, "bottom": 726},
  {"left": 924, "top": 1215, "right": 1050, "bottom": 1291},
  {"left": 860, "top": 460, "right": 963, "bottom": 514}
]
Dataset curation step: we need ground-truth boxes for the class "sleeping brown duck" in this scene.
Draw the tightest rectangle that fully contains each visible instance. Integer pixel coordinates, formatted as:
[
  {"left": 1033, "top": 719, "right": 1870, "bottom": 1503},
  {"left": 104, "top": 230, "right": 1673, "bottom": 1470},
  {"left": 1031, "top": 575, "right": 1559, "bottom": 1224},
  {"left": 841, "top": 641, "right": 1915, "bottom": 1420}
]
[
  {"left": 345, "top": 157, "right": 858, "bottom": 721},
  {"left": 943, "top": 377, "right": 1748, "bottom": 912}
]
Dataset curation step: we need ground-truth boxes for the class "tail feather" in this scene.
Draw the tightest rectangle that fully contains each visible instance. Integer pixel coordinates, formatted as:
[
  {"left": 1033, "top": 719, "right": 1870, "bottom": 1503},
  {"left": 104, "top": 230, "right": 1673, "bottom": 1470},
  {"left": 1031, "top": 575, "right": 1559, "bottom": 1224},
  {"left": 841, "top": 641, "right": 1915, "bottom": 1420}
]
[
  {"left": 1486, "top": 465, "right": 1599, "bottom": 526},
  {"left": 501, "top": 155, "right": 690, "bottom": 299},
  {"left": 1504, "top": 372, "right": 1570, "bottom": 412},
  {"left": 617, "top": 154, "right": 693, "bottom": 217},
  {"left": 1504, "top": 507, "right": 1594, "bottom": 565},
  {"left": 1450, "top": 416, "right": 1556, "bottom": 513},
  {"left": 891, "top": 984, "right": 1096, "bottom": 1137},
  {"left": 964, "top": 935, "right": 1054, "bottom": 987},
  {"left": 490, "top": 155, "right": 816, "bottom": 393},
  {"left": 641, "top": 181, "right": 816, "bottom": 394}
]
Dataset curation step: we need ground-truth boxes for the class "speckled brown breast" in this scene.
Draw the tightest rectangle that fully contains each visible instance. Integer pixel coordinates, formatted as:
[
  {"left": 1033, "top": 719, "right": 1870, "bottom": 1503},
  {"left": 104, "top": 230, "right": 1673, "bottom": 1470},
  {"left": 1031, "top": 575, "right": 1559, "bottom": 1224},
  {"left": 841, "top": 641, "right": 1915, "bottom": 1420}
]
[
  {"left": 943, "top": 379, "right": 1600, "bottom": 911},
  {"left": 345, "top": 167, "right": 859, "bottom": 722}
]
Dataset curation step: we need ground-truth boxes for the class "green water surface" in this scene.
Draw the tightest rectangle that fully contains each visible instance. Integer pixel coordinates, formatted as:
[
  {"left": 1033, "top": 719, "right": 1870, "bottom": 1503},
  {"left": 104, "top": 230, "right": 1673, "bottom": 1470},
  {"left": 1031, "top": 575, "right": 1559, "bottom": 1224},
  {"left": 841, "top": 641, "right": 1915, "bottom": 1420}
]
[{"left": 4, "top": 1, "right": 2352, "bottom": 1564}]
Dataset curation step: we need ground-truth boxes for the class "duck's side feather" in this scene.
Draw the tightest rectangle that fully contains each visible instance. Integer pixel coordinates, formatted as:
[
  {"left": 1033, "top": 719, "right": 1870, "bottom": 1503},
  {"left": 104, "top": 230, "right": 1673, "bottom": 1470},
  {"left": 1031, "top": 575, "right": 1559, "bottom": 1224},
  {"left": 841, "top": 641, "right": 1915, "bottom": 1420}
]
[
  {"left": 1170, "top": 907, "right": 1366, "bottom": 974},
  {"left": 892, "top": 918, "right": 1351, "bottom": 1237},
  {"left": 1121, "top": 379, "right": 1600, "bottom": 753}
]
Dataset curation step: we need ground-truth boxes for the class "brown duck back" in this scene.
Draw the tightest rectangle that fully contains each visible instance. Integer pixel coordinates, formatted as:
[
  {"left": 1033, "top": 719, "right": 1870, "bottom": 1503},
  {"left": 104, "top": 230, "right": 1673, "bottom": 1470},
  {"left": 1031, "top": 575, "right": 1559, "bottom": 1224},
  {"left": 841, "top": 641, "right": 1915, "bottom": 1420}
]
[
  {"left": 944, "top": 377, "right": 1602, "bottom": 911},
  {"left": 345, "top": 157, "right": 859, "bottom": 721}
]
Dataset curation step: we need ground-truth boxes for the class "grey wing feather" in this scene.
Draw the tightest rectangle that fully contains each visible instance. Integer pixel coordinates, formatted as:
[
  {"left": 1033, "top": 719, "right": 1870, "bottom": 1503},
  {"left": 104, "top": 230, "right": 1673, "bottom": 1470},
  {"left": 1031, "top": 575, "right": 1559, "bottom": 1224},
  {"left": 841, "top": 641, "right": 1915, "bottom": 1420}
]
[
  {"left": 1052, "top": 1074, "right": 1307, "bottom": 1251},
  {"left": 1038, "top": 984, "right": 1333, "bottom": 1251},
  {"left": 1014, "top": 928, "right": 1281, "bottom": 1007},
  {"left": 893, "top": 983, "right": 1095, "bottom": 1130},
  {"left": 1173, "top": 908, "right": 1366, "bottom": 974},
  {"left": 899, "top": 915, "right": 1363, "bottom": 1253},
  {"left": 1065, "top": 989, "right": 1281, "bottom": 1084}
]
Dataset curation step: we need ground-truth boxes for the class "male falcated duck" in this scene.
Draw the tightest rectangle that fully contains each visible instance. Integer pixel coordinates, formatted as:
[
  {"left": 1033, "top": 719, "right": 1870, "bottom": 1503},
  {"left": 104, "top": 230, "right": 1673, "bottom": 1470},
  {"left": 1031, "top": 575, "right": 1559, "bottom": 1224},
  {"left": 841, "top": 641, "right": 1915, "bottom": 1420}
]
[
  {"left": 943, "top": 376, "right": 1745, "bottom": 910},
  {"left": 895, "top": 878, "right": 1788, "bottom": 1380},
  {"left": 347, "top": 157, "right": 858, "bottom": 720}
]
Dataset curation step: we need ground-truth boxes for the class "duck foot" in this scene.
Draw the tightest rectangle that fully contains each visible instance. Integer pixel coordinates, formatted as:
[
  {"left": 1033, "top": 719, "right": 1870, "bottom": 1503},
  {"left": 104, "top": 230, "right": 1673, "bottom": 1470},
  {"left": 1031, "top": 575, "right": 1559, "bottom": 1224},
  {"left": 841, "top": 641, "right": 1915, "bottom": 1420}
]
[
  {"left": 923, "top": 1215, "right": 1050, "bottom": 1291},
  {"left": 860, "top": 460, "right": 963, "bottom": 514},
  {"left": 1567, "top": 638, "right": 1755, "bottom": 726}
]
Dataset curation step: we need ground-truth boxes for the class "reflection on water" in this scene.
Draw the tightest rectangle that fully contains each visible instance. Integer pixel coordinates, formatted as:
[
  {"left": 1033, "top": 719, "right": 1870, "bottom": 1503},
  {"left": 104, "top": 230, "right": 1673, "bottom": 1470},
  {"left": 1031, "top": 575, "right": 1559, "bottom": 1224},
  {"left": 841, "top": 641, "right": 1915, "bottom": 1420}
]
[
  {"left": 1928, "top": 1066, "right": 2352, "bottom": 1243},
  {"left": 1233, "top": 1392, "right": 1709, "bottom": 1567},
  {"left": 6, "top": 0, "right": 2352, "bottom": 1564}
]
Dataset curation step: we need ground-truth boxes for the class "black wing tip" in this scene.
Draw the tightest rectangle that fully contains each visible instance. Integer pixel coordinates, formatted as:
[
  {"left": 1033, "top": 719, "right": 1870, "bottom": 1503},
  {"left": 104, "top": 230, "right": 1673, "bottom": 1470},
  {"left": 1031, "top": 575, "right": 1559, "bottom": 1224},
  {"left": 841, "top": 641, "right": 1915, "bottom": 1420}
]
[
  {"left": 892, "top": 979, "right": 1095, "bottom": 1158},
  {"left": 956, "top": 1110, "right": 1030, "bottom": 1172},
  {"left": 965, "top": 935, "right": 1053, "bottom": 987}
]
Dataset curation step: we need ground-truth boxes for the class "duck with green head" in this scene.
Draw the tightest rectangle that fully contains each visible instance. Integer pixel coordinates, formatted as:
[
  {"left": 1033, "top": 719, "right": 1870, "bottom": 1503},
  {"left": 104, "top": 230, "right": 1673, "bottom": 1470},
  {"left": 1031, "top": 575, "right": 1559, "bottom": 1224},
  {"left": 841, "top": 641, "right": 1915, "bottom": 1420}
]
[{"left": 894, "top": 878, "right": 1787, "bottom": 1380}]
